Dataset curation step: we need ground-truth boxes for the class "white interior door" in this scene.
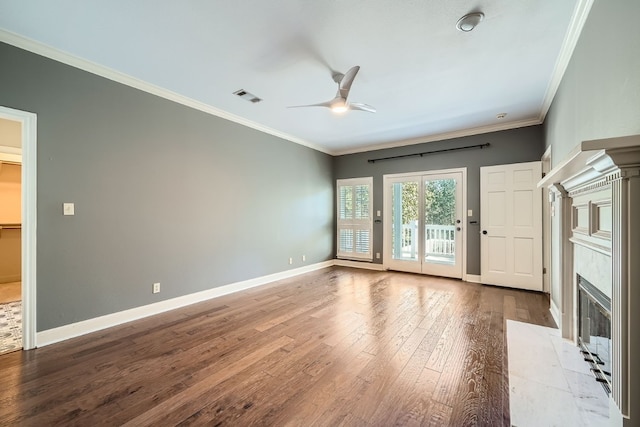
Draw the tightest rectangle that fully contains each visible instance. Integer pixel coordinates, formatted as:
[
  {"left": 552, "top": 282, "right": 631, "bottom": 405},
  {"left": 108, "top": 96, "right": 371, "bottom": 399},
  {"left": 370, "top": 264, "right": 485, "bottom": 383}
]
[
  {"left": 384, "top": 170, "right": 465, "bottom": 279},
  {"left": 480, "top": 161, "right": 542, "bottom": 290}
]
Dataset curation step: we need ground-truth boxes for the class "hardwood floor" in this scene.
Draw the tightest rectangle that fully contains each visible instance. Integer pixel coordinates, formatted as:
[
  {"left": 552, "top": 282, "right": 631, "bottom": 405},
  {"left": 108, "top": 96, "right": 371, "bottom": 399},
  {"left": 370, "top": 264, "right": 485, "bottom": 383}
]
[{"left": 0, "top": 267, "right": 555, "bottom": 426}]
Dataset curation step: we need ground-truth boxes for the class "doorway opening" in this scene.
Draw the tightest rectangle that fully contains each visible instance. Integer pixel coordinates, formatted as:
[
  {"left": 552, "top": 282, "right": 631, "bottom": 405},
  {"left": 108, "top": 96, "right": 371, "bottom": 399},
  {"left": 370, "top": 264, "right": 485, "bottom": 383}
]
[
  {"left": 0, "top": 127, "right": 22, "bottom": 353},
  {"left": 383, "top": 168, "right": 466, "bottom": 279},
  {"left": 0, "top": 106, "right": 37, "bottom": 352}
]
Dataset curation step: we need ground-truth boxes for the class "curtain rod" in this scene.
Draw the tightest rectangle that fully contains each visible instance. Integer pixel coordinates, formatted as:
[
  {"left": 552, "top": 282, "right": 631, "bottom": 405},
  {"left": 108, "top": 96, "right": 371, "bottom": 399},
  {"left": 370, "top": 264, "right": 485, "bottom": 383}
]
[{"left": 367, "top": 142, "right": 490, "bottom": 163}]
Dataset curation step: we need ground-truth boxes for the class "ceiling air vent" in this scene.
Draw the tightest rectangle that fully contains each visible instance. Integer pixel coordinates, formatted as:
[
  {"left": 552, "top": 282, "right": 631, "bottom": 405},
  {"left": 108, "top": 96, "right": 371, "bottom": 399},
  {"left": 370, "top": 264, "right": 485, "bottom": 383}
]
[{"left": 233, "top": 89, "right": 262, "bottom": 103}]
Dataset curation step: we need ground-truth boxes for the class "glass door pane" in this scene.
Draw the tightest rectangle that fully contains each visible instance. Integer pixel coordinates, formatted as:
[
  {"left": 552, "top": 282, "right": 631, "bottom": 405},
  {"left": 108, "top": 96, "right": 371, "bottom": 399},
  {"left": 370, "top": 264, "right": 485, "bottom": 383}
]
[
  {"left": 421, "top": 172, "right": 463, "bottom": 278},
  {"left": 424, "top": 178, "right": 457, "bottom": 266},
  {"left": 391, "top": 181, "right": 420, "bottom": 261},
  {"left": 384, "top": 170, "right": 463, "bottom": 278}
]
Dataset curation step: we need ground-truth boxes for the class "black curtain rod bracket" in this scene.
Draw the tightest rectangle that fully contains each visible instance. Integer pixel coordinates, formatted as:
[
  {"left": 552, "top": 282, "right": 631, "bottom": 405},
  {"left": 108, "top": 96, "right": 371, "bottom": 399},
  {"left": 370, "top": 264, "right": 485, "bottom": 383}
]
[{"left": 367, "top": 142, "right": 490, "bottom": 163}]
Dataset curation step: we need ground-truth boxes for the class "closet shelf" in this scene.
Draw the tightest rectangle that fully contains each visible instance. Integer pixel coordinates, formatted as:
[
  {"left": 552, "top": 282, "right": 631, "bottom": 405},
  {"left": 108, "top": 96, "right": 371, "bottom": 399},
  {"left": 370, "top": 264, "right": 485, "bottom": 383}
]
[{"left": 0, "top": 223, "right": 21, "bottom": 238}]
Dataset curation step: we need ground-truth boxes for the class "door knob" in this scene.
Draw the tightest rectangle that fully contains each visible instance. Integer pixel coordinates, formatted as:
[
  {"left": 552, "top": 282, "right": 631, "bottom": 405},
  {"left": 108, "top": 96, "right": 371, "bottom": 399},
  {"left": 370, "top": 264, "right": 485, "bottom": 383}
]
[
  {"left": 482, "top": 230, "right": 488, "bottom": 235},
  {"left": 456, "top": 227, "right": 461, "bottom": 231},
  {"left": 456, "top": 219, "right": 461, "bottom": 224}
]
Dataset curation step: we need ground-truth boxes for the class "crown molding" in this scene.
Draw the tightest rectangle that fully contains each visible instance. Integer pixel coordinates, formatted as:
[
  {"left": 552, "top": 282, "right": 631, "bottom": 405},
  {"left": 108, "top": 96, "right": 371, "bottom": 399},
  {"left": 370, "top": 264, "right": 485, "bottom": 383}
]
[
  {"left": 332, "top": 118, "right": 541, "bottom": 156},
  {"left": 1, "top": 0, "right": 593, "bottom": 160},
  {"left": 538, "top": 0, "right": 594, "bottom": 121},
  {"left": 0, "top": 29, "right": 332, "bottom": 156},
  {"left": 538, "top": 134, "right": 640, "bottom": 190}
]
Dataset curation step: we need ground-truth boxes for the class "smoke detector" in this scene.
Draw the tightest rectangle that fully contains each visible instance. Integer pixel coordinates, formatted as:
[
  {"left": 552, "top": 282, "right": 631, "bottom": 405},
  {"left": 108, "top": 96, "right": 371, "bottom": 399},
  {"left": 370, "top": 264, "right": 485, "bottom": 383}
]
[{"left": 456, "top": 12, "right": 484, "bottom": 32}]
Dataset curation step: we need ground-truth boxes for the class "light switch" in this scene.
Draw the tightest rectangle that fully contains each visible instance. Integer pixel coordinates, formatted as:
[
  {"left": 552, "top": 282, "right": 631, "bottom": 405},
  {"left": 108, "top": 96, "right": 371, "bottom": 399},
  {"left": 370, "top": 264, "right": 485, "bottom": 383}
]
[
  {"left": 377, "top": 210, "right": 381, "bottom": 217},
  {"left": 467, "top": 209, "right": 473, "bottom": 217},
  {"left": 63, "top": 203, "right": 75, "bottom": 216}
]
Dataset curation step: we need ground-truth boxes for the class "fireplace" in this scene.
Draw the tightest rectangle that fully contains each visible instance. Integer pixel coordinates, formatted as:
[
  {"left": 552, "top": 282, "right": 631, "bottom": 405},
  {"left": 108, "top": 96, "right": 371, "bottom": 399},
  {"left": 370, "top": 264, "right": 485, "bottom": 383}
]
[
  {"left": 541, "top": 135, "right": 640, "bottom": 425},
  {"left": 577, "top": 274, "right": 612, "bottom": 394}
]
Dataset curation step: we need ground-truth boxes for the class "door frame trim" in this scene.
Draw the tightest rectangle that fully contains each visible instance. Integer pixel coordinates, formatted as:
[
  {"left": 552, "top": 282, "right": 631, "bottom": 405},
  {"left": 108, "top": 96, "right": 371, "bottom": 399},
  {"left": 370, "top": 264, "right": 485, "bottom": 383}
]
[
  {"left": 382, "top": 167, "right": 467, "bottom": 280},
  {"left": 542, "top": 146, "right": 552, "bottom": 294},
  {"left": 0, "top": 106, "right": 37, "bottom": 350}
]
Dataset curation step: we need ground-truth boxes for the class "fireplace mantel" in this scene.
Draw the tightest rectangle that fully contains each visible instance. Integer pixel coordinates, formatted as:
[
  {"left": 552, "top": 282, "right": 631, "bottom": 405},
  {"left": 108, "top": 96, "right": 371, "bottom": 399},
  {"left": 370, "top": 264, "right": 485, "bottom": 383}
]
[
  {"left": 539, "top": 134, "right": 640, "bottom": 191},
  {"left": 539, "top": 134, "right": 640, "bottom": 426}
]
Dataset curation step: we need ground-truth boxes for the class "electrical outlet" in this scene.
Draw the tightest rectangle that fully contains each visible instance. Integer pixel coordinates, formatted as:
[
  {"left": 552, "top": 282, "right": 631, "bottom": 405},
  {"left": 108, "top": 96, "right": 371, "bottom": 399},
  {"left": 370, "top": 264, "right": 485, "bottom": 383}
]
[
  {"left": 289, "top": 257, "right": 293, "bottom": 265},
  {"left": 302, "top": 255, "right": 306, "bottom": 262},
  {"left": 153, "top": 282, "right": 160, "bottom": 294}
]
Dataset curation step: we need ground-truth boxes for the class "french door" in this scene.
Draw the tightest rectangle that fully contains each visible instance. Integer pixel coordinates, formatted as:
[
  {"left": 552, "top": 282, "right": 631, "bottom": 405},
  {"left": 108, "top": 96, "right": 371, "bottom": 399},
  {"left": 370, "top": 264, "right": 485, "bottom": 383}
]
[{"left": 383, "top": 169, "right": 465, "bottom": 278}]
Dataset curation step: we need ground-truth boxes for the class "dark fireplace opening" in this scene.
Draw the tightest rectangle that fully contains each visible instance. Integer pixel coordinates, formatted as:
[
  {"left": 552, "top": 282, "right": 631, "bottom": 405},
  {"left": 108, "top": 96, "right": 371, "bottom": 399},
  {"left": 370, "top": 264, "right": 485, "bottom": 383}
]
[{"left": 578, "top": 275, "right": 612, "bottom": 394}]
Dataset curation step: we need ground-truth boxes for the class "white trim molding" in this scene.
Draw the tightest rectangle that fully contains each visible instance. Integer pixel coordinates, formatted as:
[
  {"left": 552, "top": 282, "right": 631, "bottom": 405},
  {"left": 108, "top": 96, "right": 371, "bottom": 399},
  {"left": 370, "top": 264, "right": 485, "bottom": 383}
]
[
  {"left": 548, "top": 183, "right": 574, "bottom": 342},
  {"left": 35, "top": 258, "right": 393, "bottom": 347},
  {"left": 0, "top": 106, "right": 37, "bottom": 351},
  {"left": 0, "top": 29, "right": 330, "bottom": 156},
  {"left": 37, "top": 260, "right": 334, "bottom": 347},
  {"left": 334, "top": 259, "right": 386, "bottom": 271},
  {"left": 334, "top": 119, "right": 540, "bottom": 156},
  {"left": 549, "top": 298, "right": 561, "bottom": 330},
  {"left": 538, "top": 0, "right": 595, "bottom": 121},
  {"left": 465, "top": 274, "right": 482, "bottom": 284},
  {"left": 1, "top": 1, "right": 594, "bottom": 160}
]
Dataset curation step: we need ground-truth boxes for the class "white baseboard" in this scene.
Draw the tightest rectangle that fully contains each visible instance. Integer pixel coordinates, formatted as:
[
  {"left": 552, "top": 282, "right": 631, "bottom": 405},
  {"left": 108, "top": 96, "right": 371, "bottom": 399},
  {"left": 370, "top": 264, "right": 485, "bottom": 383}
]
[
  {"left": 334, "top": 259, "right": 386, "bottom": 271},
  {"left": 465, "top": 274, "right": 482, "bottom": 283},
  {"left": 36, "top": 260, "right": 334, "bottom": 347},
  {"left": 550, "top": 299, "right": 561, "bottom": 329}
]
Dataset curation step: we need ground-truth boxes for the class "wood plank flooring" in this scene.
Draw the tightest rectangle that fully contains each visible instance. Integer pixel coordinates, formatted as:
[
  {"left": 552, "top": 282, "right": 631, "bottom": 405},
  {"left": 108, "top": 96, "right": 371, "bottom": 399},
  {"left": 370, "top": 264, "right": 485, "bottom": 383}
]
[{"left": 0, "top": 267, "right": 555, "bottom": 426}]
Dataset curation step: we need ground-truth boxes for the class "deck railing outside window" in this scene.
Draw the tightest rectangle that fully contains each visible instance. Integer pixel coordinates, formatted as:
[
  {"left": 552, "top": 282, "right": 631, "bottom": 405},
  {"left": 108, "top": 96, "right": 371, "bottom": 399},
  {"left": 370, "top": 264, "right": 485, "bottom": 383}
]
[{"left": 399, "top": 221, "right": 455, "bottom": 259}]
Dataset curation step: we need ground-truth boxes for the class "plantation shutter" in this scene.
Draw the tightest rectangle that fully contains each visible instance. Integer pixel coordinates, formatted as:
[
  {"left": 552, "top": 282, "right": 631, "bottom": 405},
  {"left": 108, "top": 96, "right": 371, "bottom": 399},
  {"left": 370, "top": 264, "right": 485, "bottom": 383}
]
[{"left": 337, "top": 177, "right": 373, "bottom": 260}]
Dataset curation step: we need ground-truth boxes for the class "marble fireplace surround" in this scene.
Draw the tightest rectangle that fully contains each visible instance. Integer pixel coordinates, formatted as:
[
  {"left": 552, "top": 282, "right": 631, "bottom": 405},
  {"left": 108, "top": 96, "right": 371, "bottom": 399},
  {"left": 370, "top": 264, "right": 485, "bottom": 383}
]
[{"left": 539, "top": 134, "right": 640, "bottom": 426}]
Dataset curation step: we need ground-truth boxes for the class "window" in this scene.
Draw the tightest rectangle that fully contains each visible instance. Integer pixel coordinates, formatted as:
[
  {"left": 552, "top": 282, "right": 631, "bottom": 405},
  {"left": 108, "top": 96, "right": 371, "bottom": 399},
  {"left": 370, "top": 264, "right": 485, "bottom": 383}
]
[{"left": 337, "top": 177, "right": 373, "bottom": 260}]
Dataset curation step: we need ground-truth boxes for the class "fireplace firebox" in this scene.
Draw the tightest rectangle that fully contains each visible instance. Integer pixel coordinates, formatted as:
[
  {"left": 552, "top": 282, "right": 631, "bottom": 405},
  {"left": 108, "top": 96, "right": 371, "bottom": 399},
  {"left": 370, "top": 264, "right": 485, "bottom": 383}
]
[{"left": 577, "top": 275, "right": 612, "bottom": 394}]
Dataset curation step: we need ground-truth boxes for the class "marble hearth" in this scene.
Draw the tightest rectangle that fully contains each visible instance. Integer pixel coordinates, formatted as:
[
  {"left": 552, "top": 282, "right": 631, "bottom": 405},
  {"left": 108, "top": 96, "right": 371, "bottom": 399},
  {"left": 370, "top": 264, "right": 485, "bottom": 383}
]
[{"left": 540, "top": 134, "right": 640, "bottom": 426}]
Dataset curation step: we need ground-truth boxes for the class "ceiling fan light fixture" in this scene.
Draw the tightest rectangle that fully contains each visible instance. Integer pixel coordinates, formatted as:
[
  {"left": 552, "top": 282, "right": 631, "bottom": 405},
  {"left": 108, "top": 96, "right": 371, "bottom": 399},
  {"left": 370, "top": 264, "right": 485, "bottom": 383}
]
[
  {"left": 287, "top": 65, "right": 375, "bottom": 114},
  {"left": 456, "top": 12, "right": 484, "bottom": 32},
  {"left": 331, "top": 100, "right": 348, "bottom": 113}
]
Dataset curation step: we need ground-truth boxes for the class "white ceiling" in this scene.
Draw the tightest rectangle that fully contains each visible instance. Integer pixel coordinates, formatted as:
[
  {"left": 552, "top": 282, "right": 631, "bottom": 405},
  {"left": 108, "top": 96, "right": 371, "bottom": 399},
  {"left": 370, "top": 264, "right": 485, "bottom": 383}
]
[{"left": 0, "top": 0, "right": 586, "bottom": 155}]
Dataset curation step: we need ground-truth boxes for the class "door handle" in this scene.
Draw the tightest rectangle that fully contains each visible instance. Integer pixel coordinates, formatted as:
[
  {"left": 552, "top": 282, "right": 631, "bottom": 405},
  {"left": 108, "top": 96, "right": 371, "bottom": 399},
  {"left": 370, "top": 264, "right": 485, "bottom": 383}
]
[
  {"left": 456, "top": 227, "right": 461, "bottom": 231},
  {"left": 482, "top": 230, "right": 488, "bottom": 235}
]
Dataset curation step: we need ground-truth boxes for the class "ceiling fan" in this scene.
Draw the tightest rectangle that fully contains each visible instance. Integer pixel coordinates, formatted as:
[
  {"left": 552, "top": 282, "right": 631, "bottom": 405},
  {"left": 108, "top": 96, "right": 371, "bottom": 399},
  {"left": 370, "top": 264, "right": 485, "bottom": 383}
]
[{"left": 289, "top": 65, "right": 376, "bottom": 114}]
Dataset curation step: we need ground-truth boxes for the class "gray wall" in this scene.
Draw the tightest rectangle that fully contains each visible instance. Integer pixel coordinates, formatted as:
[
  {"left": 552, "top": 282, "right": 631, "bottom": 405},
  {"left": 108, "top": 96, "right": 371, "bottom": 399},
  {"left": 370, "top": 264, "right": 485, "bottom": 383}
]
[
  {"left": 544, "top": 0, "right": 640, "bottom": 164},
  {"left": 334, "top": 126, "right": 545, "bottom": 275},
  {"left": 0, "top": 43, "right": 334, "bottom": 331}
]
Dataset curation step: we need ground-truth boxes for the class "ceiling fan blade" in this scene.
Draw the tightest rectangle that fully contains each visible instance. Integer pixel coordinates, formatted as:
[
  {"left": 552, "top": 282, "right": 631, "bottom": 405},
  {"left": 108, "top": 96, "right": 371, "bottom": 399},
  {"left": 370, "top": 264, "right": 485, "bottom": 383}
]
[
  {"left": 349, "top": 102, "right": 376, "bottom": 113},
  {"left": 339, "top": 65, "right": 360, "bottom": 98},
  {"left": 287, "top": 101, "right": 333, "bottom": 109}
]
